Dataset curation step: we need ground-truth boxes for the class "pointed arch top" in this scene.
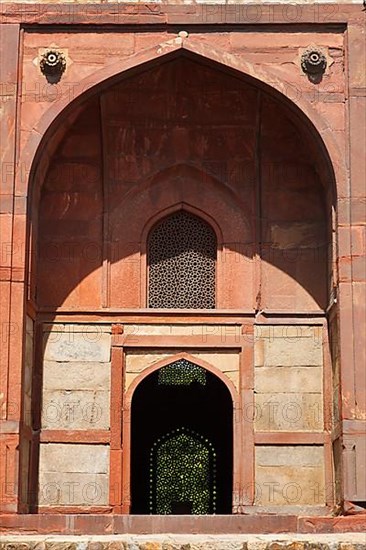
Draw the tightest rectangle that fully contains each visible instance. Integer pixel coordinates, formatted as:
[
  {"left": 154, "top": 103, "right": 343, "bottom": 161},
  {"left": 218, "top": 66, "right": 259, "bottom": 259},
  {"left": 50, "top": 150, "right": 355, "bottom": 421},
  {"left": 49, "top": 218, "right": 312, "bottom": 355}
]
[
  {"left": 141, "top": 201, "right": 223, "bottom": 250},
  {"left": 125, "top": 351, "right": 240, "bottom": 407},
  {"left": 28, "top": 35, "right": 340, "bottom": 202}
]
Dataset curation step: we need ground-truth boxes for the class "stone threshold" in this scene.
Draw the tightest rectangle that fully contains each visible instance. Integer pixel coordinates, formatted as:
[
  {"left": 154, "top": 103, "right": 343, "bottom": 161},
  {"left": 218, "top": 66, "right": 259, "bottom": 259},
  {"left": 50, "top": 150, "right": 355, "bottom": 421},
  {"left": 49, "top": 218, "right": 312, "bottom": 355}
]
[
  {"left": 0, "top": 533, "right": 366, "bottom": 550},
  {"left": 1, "top": 515, "right": 366, "bottom": 536}
]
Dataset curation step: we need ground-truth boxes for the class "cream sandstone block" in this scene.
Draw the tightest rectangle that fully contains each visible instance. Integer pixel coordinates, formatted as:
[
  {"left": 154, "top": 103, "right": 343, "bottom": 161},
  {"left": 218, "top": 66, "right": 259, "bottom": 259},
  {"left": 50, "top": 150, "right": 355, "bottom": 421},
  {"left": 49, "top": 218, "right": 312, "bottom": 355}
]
[
  {"left": 254, "top": 392, "right": 324, "bottom": 432},
  {"left": 255, "top": 446, "right": 325, "bottom": 506},
  {"left": 41, "top": 389, "right": 110, "bottom": 430},
  {"left": 255, "top": 366, "right": 322, "bottom": 393},
  {"left": 38, "top": 443, "right": 110, "bottom": 506},
  {"left": 43, "top": 330, "right": 111, "bottom": 362},
  {"left": 43, "top": 361, "right": 111, "bottom": 391}
]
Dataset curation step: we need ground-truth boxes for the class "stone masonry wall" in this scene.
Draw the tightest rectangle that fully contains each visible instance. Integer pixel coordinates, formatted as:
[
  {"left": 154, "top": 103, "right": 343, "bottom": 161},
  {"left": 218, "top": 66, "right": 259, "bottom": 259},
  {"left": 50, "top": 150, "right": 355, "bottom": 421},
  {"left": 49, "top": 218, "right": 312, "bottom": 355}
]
[
  {"left": 37, "top": 322, "right": 329, "bottom": 509},
  {"left": 254, "top": 326, "right": 323, "bottom": 433},
  {"left": 254, "top": 325, "right": 326, "bottom": 506},
  {"left": 38, "top": 444, "right": 109, "bottom": 506},
  {"left": 255, "top": 446, "right": 325, "bottom": 507},
  {"left": 39, "top": 325, "right": 111, "bottom": 506},
  {"left": 42, "top": 324, "right": 111, "bottom": 431}
]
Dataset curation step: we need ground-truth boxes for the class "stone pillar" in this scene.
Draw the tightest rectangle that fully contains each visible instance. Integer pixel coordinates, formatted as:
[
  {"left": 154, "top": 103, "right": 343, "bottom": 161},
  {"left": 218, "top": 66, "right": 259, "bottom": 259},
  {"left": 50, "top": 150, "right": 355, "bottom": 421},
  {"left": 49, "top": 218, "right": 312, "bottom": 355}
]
[
  {"left": 338, "top": 19, "right": 366, "bottom": 504},
  {"left": 0, "top": 23, "right": 26, "bottom": 513}
]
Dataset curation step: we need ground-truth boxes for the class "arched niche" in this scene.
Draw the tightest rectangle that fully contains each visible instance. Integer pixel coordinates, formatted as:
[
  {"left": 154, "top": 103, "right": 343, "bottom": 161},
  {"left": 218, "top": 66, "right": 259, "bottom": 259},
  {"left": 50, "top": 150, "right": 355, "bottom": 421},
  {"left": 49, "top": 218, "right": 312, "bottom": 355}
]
[{"left": 29, "top": 53, "right": 335, "bottom": 313}]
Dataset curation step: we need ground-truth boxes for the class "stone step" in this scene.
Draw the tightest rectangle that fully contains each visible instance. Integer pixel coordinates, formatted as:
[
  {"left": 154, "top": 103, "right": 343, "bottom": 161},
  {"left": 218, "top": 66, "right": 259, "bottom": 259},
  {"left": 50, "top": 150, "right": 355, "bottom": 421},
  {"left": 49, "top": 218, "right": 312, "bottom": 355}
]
[{"left": 1, "top": 534, "right": 366, "bottom": 550}]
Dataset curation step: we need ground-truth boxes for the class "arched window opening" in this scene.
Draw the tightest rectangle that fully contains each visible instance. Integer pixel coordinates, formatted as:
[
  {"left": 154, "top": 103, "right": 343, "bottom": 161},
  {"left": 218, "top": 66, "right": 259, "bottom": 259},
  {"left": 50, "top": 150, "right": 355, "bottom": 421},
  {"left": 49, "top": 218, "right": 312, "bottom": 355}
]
[
  {"left": 150, "top": 427, "right": 216, "bottom": 514},
  {"left": 147, "top": 210, "right": 217, "bottom": 309}
]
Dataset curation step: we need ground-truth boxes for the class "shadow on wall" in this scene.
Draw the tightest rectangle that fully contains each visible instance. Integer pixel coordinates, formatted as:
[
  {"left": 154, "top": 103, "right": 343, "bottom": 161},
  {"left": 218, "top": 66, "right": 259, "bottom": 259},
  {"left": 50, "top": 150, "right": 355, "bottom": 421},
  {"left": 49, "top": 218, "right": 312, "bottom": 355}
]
[{"left": 31, "top": 56, "right": 331, "bottom": 312}]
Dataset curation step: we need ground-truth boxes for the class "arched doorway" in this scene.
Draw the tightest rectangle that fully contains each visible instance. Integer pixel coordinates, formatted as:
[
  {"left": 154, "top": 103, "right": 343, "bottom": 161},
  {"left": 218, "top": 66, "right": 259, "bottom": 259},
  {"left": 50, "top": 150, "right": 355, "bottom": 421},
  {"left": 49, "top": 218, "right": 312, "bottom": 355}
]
[{"left": 131, "top": 359, "right": 233, "bottom": 514}]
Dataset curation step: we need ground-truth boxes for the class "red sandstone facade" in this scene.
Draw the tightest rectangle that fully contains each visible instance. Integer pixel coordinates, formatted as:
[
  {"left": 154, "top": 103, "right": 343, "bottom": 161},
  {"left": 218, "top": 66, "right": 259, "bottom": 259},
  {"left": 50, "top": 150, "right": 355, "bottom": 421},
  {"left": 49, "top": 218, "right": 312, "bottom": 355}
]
[{"left": 0, "top": 2, "right": 365, "bottom": 535}]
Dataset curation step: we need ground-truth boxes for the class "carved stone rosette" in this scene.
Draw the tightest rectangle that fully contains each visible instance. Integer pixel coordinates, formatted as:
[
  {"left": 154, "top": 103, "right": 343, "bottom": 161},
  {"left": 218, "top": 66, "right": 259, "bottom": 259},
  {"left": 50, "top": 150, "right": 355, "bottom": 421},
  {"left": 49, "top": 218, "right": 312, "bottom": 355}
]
[
  {"left": 40, "top": 50, "right": 66, "bottom": 81},
  {"left": 301, "top": 48, "right": 327, "bottom": 77}
]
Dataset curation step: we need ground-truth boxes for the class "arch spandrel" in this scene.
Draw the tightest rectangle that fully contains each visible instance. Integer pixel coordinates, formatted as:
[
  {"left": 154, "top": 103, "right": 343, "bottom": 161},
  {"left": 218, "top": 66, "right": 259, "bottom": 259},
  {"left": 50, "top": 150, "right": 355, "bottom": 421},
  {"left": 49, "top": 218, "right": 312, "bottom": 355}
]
[{"left": 125, "top": 351, "right": 240, "bottom": 407}]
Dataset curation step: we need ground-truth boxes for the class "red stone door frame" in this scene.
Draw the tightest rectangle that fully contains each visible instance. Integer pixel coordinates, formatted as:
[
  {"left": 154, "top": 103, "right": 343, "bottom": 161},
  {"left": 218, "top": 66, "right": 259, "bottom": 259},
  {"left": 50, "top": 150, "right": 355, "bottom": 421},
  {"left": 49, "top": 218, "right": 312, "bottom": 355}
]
[{"left": 108, "top": 340, "right": 245, "bottom": 514}]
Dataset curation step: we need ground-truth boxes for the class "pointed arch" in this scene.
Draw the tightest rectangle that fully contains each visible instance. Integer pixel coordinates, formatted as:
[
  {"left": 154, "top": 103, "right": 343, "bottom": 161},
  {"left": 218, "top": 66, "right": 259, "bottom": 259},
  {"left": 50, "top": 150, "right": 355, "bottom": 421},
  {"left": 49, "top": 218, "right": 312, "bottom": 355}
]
[
  {"left": 27, "top": 37, "right": 339, "bottom": 207},
  {"left": 125, "top": 351, "right": 240, "bottom": 407},
  {"left": 122, "top": 351, "right": 241, "bottom": 514},
  {"left": 141, "top": 201, "right": 223, "bottom": 247}
]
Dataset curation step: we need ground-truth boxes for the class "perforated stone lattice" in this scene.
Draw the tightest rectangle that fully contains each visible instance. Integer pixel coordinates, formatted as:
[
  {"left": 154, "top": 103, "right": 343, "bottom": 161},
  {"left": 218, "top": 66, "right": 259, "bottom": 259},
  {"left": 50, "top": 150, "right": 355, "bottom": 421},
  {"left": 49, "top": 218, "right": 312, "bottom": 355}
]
[
  {"left": 150, "top": 427, "right": 216, "bottom": 515},
  {"left": 148, "top": 210, "right": 216, "bottom": 309},
  {"left": 158, "top": 359, "right": 206, "bottom": 386}
]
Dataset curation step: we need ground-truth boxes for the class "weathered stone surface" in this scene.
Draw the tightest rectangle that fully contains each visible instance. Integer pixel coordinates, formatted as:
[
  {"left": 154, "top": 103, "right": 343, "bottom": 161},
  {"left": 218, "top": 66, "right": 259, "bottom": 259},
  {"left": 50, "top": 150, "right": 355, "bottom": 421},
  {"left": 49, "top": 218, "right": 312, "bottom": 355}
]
[
  {"left": 256, "top": 446, "right": 324, "bottom": 467},
  {"left": 254, "top": 393, "right": 324, "bottom": 432},
  {"left": 38, "top": 471, "right": 109, "bottom": 506},
  {"left": 255, "top": 446, "right": 325, "bottom": 506},
  {"left": 41, "top": 389, "right": 110, "bottom": 430},
  {"left": 194, "top": 352, "right": 240, "bottom": 373},
  {"left": 38, "top": 443, "right": 110, "bottom": 505},
  {"left": 255, "top": 367, "right": 322, "bottom": 394},
  {"left": 270, "top": 223, "right": 325, "bottom": 250},
  {"left": 43, "top": 361, "right": 111, "bottom": 391},
  {"left": 125, "top": 352, "right": 173, "bottom": 374},
  {"left": 43, "top": 331, "right": 111, "bottom": 362},
  {"left": 255, "top": 335, "right": 323, "bottom": 368},
  {"left": 39, "top": 444, "right": 109, "bottom": 473}
]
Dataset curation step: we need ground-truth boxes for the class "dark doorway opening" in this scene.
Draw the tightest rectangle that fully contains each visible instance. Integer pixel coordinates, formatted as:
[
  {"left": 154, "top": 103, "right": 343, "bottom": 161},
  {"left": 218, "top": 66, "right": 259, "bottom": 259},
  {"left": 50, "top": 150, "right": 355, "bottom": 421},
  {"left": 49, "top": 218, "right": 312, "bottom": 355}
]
[{"left": 131, "top": 359, "right": 233, "bottom": 514}]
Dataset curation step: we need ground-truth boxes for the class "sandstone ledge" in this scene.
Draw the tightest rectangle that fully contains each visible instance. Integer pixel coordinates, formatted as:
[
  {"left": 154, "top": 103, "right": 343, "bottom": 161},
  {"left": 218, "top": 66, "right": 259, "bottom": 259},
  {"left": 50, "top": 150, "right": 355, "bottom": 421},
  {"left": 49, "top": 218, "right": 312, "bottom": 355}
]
[
  {"left": 1, "top": 515, "right": 366, "bottom": 536},
  {"left": 1, "top": 534, "right": 366, "bottom": 550}
]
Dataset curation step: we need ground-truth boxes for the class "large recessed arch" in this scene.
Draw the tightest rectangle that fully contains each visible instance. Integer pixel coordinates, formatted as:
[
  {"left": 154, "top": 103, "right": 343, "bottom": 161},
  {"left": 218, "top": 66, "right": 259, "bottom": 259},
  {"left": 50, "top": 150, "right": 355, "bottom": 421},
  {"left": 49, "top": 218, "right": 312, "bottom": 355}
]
[
  {"left": 24, "top": 40, "right": 341, "bottom": 515},
  {"left": 25, "top": 37, "right": 340, "bottom": 314},
  {"left": 29, "top": 44, "right": 335, "bottom": 311}
]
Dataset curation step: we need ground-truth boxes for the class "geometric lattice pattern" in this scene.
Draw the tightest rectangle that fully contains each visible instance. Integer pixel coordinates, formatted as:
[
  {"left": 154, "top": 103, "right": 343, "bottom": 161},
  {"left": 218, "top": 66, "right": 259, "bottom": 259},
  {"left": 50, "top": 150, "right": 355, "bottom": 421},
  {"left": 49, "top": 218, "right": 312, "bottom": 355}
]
[
  {"left": 158, "top": 359, "right": 206, "bottom": 386},
  {"left": 149, "top": 427, "right": 216, "bottom": 514},
  {"left": 148, "top": 210, "right": 216, "bottom": 309}
]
